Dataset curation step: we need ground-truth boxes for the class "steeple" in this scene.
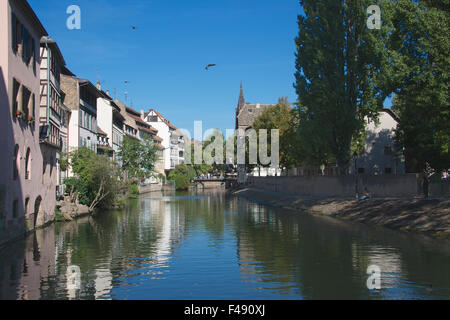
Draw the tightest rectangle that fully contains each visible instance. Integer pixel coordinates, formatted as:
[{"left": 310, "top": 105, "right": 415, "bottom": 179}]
[
  {"left": 236, "top": 82, "right": 245, "bottom": 130},
  {"left": 237, "top": 82, "right": 245, "bottom": 112}
]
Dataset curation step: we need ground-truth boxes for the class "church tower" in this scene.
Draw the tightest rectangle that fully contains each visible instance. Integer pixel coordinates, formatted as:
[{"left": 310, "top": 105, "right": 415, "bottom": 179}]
[{"left": 235, "top": 82, "right": 245, "bottom": 129}]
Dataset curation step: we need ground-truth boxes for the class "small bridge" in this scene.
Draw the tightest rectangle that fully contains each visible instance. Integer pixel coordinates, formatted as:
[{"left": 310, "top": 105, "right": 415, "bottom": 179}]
[{"left": 193, "top": 178, "right": 238, "bottom": 189}]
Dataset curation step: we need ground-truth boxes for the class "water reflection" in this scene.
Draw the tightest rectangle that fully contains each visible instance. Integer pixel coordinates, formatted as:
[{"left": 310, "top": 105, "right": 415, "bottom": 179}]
[{"left": 0, "top": 190, "right": 449, "bottom": 300}]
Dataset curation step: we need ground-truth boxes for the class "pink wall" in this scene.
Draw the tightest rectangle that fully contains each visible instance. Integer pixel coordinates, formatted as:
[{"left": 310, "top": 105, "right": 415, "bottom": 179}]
[{"left": 0, "top": 0, "right": 54, "bottom": 245}]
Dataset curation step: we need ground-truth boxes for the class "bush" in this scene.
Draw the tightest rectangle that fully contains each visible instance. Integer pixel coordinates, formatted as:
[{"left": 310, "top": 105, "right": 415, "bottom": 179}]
[
  {"left": 67, "top": 147, "right": 124, "bottom": 210},
  {"left": 130, "top": 183, "right": 139, "bottom": 197},
  {"left": 158, "top": 173, "right": 166, "bottom": 184},
  {"left": 169, "top": 164, "right": 196, "bottom": 190}
]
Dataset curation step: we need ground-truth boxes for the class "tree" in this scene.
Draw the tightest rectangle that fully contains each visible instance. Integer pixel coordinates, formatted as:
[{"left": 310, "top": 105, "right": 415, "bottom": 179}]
[
  {"left": 294, "top": 0, "right": 389, "bottom": 173},
  {"left": 65, "top": 147, "right": 123, "bottom": 210},
  {"left": 252, "top": 97, "right": 302, "bottom": 170},
  {"left": 169, "top": 164, "right": 196, "bottom": 190},
  {"left": 384, "top": 0, "right": 450, "bottom": 172},
  {"left": 118, "top": 136, "right": 158, "bottom": 179}
]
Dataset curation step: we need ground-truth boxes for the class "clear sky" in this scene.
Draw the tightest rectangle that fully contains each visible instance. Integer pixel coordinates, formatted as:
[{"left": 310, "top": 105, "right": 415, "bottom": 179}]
[{"left": 29, "top": 0, "right": 304, "bottom": 134}]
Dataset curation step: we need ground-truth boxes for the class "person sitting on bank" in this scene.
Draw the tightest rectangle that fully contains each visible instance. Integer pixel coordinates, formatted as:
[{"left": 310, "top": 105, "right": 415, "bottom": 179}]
[{"left": 359, "top": 187, "right": 371, "bottom": 201}]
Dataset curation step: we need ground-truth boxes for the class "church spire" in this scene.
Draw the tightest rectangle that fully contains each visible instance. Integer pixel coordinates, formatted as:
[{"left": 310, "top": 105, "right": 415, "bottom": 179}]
[{"left": 237, "top": 82, "right": 245, "bottom": 112}]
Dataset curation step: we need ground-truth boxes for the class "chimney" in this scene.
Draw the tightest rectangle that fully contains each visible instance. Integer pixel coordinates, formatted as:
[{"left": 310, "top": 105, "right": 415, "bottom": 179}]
[
  {"left": 140, "top": 109, "right": 145, "bottom": 120},
  {"left": 96, "top": 81, "right": 101, "bottom": 90},
  {"left": 106, "top": 89, "right": 110, "bottom": 96},
  {"left": 256, "top": 103, "right": 261, "bottom": 109}
]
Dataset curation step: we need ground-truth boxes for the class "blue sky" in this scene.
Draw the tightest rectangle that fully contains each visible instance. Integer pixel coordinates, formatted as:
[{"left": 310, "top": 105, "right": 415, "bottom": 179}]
[{"left": 29, "top": 0, "right": 304, "bottom": 133}]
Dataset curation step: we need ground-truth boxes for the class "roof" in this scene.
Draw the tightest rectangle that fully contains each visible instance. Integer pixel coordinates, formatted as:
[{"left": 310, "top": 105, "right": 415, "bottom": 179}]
[
  {"left": 61, "top": 66, "right": 76, "bottom": 76},
  {"left": 15, "top": 0, "right": 48, "bottom": 37},
  {"left": 97, "top": 127, "right": 107, "bottom": 137},
  {"left": 153, "top": 136, "right": 163, "bottom": 142},
  {"left": 40, "top": 37, "right": 66, "bottom": 66},
  {"left": 382, "top": 108, "right": 400, "bottom": 123},
  {"left": 139, "top": 126, "right": 158, "bottom": 135},
  {"left": 127, "top": 111, "right": 150, "bottom": 127},
  {"left": 147, "top": 109, "right": 177, "bottom": 130}
]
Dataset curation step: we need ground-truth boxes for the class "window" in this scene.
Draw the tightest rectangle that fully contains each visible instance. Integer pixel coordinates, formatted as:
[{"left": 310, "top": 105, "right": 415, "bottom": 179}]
[
  {"left": 11, "top": 13, "right": 22, "bottom": 54},
  {"left": 13, "top": 199, "right": 19, "bottom": 218},
  {"left": 385, "top": 167, "right": 392, "bottom": 174},
  {"left": 0, "top": 186, "right": 5, "bottom": 219},
  {"left": 21, "top": 26, "right": 33, "bottom": 65},
  {"left": 384, "top": 146, "right": 392, "bottom": 155},
  {"left": 25, "top": 198, "right": 30, "bottom": 216},
  {"left": 148, "top": 116, "right": 158, "bottom": 122},
  {"left": 12, "top": 79, "right": 20, "bottom": 116},
  {"left": 22, "top": 86, "right": 31, "bottom": 120},
  {"left": 42, "top": 157, "right": 46, "bottom": 184},
  {"left": 25, "top": 148, "right": 31, "bottom": 180},
  {"left": 358, "top": 168, "right": 365, "bottom": 174},
  {"left": 13, "top": 145, "right": 19, "bottom": 180},
  {"left": 31, "top": 93, "right": 35, "bottom": 120},
  {"left": 50, "top": 156, "right": 54, "bottom": 180}
]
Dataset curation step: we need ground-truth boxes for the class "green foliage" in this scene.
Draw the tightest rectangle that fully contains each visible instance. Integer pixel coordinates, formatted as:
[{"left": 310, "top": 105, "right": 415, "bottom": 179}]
[
  {"left": 66, "top": 147, "right": 123, "bottom": 210},
  {"left": 118, "top": 136, "right": 158, "bottom": 178},
  {"left": 169, "top": 164, "right": 196, "bottom": 190},
  {"left": 252, "top": 97, "right": 302, "bottom": 169},
  {"left": 130, "top": 183, "right": 139, "bottom": 197},
  {"left": 54, "top": 206, "right": 64, "bottom": 222},
  {"left": 157, "top": 173, "right": 166, "bottom": 184},
  {"left": 59, "top": 152, "right": 69, "bottom": 172},
  {"left": 294, "top": 0, "right": 388, "bottom": 173},
  {"left": 382, "top": 0, "right": 450, "bottom": 172}
]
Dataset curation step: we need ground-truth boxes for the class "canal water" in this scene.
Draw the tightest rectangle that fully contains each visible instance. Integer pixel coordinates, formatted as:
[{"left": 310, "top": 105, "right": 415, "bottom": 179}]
[{"left": 0, "top": 190, "right": 449, "bottom": 300}]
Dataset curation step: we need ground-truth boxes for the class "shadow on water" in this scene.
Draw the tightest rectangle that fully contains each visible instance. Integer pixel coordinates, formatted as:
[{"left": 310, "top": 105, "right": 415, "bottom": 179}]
[{"left": 0, "top": 189, "right": 449, "bottom": 300}]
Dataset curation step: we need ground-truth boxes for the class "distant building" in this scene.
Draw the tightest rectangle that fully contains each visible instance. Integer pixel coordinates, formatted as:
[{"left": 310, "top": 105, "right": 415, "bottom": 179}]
[
  {"left": 290, "top": 109, "right": 406, "bottom": 177},
  {"left": 39, "top": 37, "right": 69, "bottom": 198},
  {"left": 144, "top": 109, "right": 183, "bottom": 175},
  {"left": 96, "top": 84, "right": 124, "bottom": 162},
  {"left": 234, "top": 84, "right": 280, "bottom": 178},
  {"left": 61, "top": 73, "right": 103, "bottom": 153},
  {"left": 355, "top": 109, "right": 405, "bottom": 175},
  {"left": 0, "top": 0, "right": 53, "bottom": 243},
  {"left": 235, "top": 83, "right": 273, "bottom": 132},
  {"left": 115, "top": 101, "right": 165, "bottom": 179}
]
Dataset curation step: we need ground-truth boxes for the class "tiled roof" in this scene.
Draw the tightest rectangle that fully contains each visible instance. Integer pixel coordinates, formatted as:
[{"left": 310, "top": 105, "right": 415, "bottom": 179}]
[
  {"left": 139, "top": 126, "right": 158, "bottom": 135},
  {"left": 97, "top": 126, "right": 107, "bottom": 137},
  {"left": 147, "top": 109, "right": 177, "bottom": 130},
  {"left": 127, "top": 111, "right": 149, "bottom": 127}
]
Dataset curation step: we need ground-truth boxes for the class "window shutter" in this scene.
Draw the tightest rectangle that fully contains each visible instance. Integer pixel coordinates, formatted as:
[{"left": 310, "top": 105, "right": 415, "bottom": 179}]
[{"left": 11, "top": 13, "right": 17, "bottom": 53}]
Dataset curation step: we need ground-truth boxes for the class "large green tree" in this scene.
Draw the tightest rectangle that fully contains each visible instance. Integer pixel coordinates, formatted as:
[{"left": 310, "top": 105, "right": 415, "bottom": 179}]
[
  {"left": 385, "top": 0, "right": 450, "bottom": 172},
  {"left": 294, "top": 0, "right": 389, "bottom": 173},
  {"left": 117, "top": 136, "right": 158, "bottom": 179}
]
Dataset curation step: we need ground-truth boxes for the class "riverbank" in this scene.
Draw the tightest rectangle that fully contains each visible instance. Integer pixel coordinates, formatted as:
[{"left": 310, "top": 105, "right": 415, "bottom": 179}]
[{"left": 231, "top": 188, "right": 450, "bottom": 239}]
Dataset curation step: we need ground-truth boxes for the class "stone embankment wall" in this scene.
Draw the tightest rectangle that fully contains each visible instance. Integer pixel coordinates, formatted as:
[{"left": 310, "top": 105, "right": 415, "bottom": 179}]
[
  {"left": 138, "top": 183, "right": 175, "bottom": 194},
  {"left": 247, "top": 174, "right": 449, "bottom": 198},
  {"left": 233, "top": 188, "right": 450, "bottom": 239},
  {"left": 194, "top": 181, "right": 226, "bottom": 190}
]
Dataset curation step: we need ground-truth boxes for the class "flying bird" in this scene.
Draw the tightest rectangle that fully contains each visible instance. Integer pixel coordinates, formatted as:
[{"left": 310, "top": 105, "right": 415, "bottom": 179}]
[
  {"left": 131, "top": 25, "right": 137, "bottom": 30},
  {"left": 205, "top": 64, "right": 216, "bottom": 71}
]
